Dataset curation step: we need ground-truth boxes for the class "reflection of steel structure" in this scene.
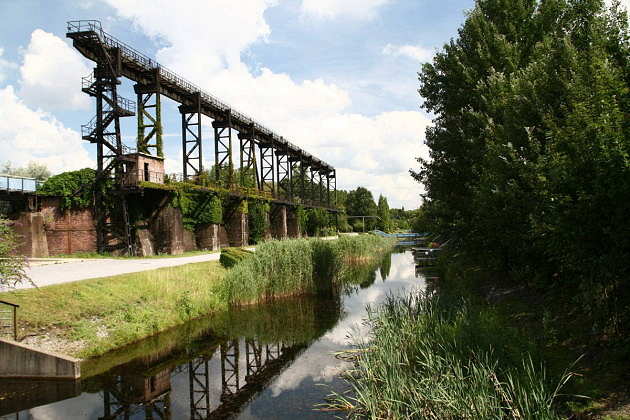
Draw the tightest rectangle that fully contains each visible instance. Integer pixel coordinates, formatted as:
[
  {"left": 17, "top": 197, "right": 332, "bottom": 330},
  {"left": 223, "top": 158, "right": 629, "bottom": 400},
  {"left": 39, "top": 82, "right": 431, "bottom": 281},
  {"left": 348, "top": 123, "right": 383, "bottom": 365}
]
[
  {"left": 100, "top": 370, "right": 172, "bottom": 420},
  {"left": 220, "top": 340, "right": 240, "bottom": 398},
  {"left": 97, "top": 338, "right": 304, "bottom": 419},
  {"left": 188, "top": 338, "right": 304, "bottom": 419}
]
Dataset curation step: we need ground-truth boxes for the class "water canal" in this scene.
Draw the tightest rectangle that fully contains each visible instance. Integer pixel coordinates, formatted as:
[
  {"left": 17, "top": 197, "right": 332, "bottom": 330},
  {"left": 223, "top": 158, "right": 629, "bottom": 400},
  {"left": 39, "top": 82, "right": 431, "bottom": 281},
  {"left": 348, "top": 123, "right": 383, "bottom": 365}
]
[{"left": 1, "top": 248, "right": 429, "bottom": 419}]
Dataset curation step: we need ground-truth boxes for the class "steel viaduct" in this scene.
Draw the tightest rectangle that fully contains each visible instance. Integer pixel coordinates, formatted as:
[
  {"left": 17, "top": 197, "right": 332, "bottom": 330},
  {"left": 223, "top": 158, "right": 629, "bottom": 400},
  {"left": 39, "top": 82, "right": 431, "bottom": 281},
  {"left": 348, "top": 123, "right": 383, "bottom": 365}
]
[{"left": 65, "top": 20, "right": 337, "bottom": 253}]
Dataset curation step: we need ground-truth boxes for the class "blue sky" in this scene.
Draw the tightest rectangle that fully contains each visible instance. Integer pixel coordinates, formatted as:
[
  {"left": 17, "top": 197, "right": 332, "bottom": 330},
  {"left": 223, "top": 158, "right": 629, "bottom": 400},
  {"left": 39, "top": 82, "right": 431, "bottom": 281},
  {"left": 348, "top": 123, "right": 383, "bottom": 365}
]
[{"left": 0, "top": 0, "right": 476, "bottom": 208}]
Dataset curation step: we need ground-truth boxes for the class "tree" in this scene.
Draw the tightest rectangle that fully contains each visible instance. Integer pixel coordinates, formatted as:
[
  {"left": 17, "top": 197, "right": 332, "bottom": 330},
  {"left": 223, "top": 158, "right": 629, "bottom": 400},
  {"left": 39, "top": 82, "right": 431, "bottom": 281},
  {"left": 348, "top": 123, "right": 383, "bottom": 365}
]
[
  {"left": 0, "top": 220, "right": 29, "bottom": 288},
  {"left": 376, "top": 195, "right": 391, "bottom": 232},
  {"left": 413, "top": 0, "right": 630, "bottom": 334},
  {"left": 1, "top": 161, "right": 51, "bottom": 181},
  {"left": 346, "top": 187, "right": 377, "bottom": 230}
]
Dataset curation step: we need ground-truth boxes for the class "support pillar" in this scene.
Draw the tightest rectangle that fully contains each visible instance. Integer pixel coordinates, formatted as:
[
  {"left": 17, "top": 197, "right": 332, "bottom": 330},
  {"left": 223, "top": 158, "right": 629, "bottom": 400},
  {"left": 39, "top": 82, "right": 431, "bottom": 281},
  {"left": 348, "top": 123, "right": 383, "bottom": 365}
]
[
  {"left": 287, "top": 207, "right": 301, "bottom": 238},
  {"left": 213, "top": 111, "right": 233, "bottom": 186},
  {"left": 259, "top": 140, "right": 275, "bottom": 196},
  {"left": 276, "top": 141, "right": 291, "bottom": 200},
  {"left": 179, "top": 93, "right": 203, "bottom": 180},
  {"left": 134, "top": 69, "right": 163, "bottom": 157},
  {"left": 270, "top": 205, "right": 288, "bottom": 240},
  {"left": 225, "top": 203, "right": 249, "bottom": 247},
  {"left": 238, "top": 124, "right": 259, "bottom": 188}
]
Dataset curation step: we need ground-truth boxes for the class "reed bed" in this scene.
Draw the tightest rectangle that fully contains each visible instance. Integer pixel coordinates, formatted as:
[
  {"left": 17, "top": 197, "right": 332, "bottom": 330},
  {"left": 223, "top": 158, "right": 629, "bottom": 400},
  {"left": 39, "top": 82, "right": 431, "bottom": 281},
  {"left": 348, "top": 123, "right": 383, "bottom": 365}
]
[
  {"left": 220, "top": 235, "right": 396, "bottom": 305},
  {"left": 331, "top": 292, "right": 573, "bottom": 419}
]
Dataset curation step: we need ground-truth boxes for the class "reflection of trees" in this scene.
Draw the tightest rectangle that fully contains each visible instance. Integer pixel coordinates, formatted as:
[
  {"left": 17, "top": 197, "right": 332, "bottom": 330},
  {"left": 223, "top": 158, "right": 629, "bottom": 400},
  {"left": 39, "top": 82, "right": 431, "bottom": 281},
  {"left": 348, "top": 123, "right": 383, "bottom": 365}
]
[{"left": 379, "top": 252, "right": 392, "bottom": 281}]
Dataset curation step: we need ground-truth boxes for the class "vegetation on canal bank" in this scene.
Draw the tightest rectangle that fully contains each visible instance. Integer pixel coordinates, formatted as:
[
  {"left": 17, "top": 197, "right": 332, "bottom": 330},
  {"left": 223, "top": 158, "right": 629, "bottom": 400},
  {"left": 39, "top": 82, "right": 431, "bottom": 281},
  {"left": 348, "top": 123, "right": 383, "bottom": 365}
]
[
  {"left": 220, "top": 235, "right": 396, "bottom": 305},
  {"left": 4, "top": 261, "right": 227, "bottom": 358},
  {"left": 333, "top": 290, "right": 574, "bottom": 419},
  {"left": 2, "top": 235, "right": 393, "bottom": 359}
]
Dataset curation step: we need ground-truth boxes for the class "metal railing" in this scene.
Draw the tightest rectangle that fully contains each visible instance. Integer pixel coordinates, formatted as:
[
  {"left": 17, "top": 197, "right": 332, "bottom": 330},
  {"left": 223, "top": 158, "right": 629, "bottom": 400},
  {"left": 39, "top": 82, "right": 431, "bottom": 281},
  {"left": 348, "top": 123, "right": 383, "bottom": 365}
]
[
  {"left": 66, "top": 20, "right": 332, "bottom": 171},
  {"left": 0, "top": 300, "right": 19, "bottom": 341},
  {"left": 0, "top": 174, "right": 43, "bottom": 193}
]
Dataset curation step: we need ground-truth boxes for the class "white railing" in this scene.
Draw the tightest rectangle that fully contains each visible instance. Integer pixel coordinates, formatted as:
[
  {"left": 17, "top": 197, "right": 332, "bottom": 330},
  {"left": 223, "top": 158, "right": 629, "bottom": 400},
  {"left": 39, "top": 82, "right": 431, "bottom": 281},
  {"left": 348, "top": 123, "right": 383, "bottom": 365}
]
[{"left": 0, "top": 174, "right": 43, "bottom": 193}]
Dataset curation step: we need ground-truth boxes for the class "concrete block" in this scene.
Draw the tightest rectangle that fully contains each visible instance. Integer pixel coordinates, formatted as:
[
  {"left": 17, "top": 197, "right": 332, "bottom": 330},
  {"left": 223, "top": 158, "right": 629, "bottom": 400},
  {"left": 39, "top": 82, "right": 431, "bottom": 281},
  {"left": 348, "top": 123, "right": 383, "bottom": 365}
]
[{"left": 0, "top": 338, "right": 80, "bottom": 379}]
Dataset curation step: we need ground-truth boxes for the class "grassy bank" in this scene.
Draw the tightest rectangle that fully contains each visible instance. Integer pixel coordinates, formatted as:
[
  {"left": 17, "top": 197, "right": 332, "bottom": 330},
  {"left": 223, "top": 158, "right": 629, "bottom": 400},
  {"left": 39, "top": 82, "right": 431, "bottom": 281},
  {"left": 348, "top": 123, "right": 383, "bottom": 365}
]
[
  {"left": 332, "top": 291, "right": 571, "bottom": 419},
  {"left": 220, "top": 235, "right": 396, "bottom": 305},
  {"left": 3, "top": 235, "right": 394, "bottom": 359},
  {"left": 4, "top": 261, "right": 227, "bottom": 358}
]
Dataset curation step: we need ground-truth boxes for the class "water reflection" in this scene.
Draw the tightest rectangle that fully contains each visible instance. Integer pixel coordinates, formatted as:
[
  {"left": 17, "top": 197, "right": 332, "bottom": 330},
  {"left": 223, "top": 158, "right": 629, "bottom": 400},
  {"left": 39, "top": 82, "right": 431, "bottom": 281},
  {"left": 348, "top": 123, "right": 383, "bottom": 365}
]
[{"left": 0, "top": 249, "right": 425, "bottom": 419}]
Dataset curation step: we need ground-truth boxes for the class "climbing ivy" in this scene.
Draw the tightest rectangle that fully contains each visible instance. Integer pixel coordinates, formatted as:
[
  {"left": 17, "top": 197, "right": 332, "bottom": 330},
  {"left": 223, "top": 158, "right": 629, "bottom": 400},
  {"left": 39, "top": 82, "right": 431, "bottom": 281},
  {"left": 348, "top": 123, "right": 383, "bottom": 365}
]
[
  {"left": 38, "top": 168, "right": 100, "bottom": 211},
  {"left": 248, "top": 200, "right": 270, "bottom": 244},
  {"left": 173, "top": 190, "right": 223, "bottom": 231}
]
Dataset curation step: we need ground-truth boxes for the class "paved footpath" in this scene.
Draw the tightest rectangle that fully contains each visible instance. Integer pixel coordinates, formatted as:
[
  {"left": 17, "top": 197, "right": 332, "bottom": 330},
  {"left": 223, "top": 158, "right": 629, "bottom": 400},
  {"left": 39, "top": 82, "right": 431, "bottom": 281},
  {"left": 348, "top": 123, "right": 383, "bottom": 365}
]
[
  {"left": 9, "top": 253, "right": 223, "bottom": 291},
  {"left": 4, "top": 236, "right": 341, "bottom": 291}
]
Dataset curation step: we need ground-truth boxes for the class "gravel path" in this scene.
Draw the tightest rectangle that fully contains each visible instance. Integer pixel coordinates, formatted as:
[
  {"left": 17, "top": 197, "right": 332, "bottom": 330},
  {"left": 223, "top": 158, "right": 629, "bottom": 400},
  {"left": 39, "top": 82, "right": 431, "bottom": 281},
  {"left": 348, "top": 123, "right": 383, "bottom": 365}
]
[{"left": 10, "top": 253, "right": 222, "bottom": 291}]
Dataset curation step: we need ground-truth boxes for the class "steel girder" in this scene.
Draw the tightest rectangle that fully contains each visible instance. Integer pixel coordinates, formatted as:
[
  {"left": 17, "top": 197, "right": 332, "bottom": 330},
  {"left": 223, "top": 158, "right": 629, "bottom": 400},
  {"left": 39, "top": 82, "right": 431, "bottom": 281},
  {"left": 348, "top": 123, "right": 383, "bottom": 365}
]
[
  {"left": 134, "top": 69, "right": 163, "bottom": 157},
  {"left": 238, "top": 125, "right": 260, "bottom": 189},
  {"left": 213, "top": 111, "right": 233, "bottom": 186},
  {"left": 259, "top": 141, "right": 275, "bottom": 195},
  {"left": 276, "top": 141, "right": 291, "bottom": 200},
  {"left": 179, "top": 93, "right": 203, "bottom": 180},
  {"left": 188, "top": 357, "right": 211, "bottom": 420},
  {"left": 220, "top": 339, "right": 240, "bottom": 399}
]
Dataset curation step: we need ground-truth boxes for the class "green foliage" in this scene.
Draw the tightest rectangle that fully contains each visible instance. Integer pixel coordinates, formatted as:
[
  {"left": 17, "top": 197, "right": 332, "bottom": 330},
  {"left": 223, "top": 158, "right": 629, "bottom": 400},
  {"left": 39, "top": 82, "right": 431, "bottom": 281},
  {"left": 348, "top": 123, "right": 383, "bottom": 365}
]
[
  {"left": 248, "top": 200, "right": 270, "bottom": 244},
  {"left": 305, "top": 208, "right": 330, "bottom": 236},
  {"left": 219, "top": 247, "right": 253, "bottom": 268},
  {"left": 414, "top": 0, "right": 630, "bottom": 335},
  {"left": 346, "top": 187, "right": 378, "bottom": 230},
  {"left": 1, "top": 161, "right": 51, "bottom": 181},
  {"left": 332, "top": 291, "right": 573, "bottom": 419},
  {"left": 376, "top": 195, "right": 391, "bottom": 232},
  {"left": 173, "top": 191, "right": 223, "bottom": 231},
  {"left": 0, "top": 219, "right": 29, "bottom": 288},
  {"left": 38, "top": 168, "right": 97, "bottom": 210}
]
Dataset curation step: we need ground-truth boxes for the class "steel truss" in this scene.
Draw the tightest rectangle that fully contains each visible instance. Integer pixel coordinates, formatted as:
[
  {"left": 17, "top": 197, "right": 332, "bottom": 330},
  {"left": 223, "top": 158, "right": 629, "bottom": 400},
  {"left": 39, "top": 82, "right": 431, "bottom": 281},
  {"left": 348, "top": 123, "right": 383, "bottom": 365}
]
[
  {"left": 101, "top": 375, "right": 171, "bottom": 420},
  {"left": 188, "top": 357, "right": 211, "bottom": 420},
  {"left": 220, "top": 339, "right": 240, "bottom": 398},
  {"left": 259, "top": 141, "right": 275, "bottom": 195},
  {"left": 213, "top": 111, "right": 233, "bottom": 186},
  {"left": 135, "top": 69, "right": 163, "bottom": 157},
  {"left": 179, "top": 93, "right": 203, "bottom": 180},
  {"left": 245, "top": 339, "right": 263, "bottom": 378},
  {"left": 276, "top": 141, "right": 291, "bottom": 200},
  {"left": 238, "top": 125, "right": 259, "bottom": 189}
]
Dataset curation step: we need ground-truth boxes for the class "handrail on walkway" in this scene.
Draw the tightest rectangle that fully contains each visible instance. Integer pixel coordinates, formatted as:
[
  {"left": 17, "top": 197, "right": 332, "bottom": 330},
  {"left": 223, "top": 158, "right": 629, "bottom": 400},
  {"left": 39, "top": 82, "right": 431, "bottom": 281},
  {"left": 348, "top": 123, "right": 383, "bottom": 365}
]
[
  {"left": 0, "top": 174, "right": 43, "bottom": 193},
  {"left": 0, "top": 300, "right": 19, "bottom": 341}
]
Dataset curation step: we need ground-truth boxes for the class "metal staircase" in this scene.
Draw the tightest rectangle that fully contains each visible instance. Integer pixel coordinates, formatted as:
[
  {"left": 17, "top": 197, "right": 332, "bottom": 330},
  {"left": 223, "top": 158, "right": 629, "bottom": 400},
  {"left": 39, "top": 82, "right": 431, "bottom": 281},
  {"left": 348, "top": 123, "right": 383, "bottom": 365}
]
[{"left": 72, "top": 22, "right": 137, "bottom": 255}]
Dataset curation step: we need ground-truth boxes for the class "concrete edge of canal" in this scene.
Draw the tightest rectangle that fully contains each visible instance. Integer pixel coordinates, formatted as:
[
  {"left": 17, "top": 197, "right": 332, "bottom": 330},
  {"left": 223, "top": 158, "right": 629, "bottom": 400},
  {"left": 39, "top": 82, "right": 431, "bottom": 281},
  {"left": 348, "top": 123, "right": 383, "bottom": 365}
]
[{"left": 0, "top": 338, "right": 81, "bottom": 379}]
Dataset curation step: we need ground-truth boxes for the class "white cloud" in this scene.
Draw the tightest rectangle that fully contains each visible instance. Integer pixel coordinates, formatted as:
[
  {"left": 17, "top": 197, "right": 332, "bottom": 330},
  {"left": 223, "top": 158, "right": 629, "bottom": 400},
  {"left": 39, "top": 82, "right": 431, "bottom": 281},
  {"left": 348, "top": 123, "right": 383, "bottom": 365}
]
[
  {"left": 0, "top": 47, "right": 18, "bottom": 83},
  {"left": 382, "top": 43, "right": 434, "bottom": 62},
  {"left": 301, "top": 0, "right": 391, "bottom": 20},
  {"left": 101, "top": 0, "right": 427, "bottom": 208},
  {"left": 18, "top": 29, "right": 91, "bottom": 110},
  {"left": 605, "top": 0, "right": 630, "bottom": 12},
  {"left": 0, "top": 85, "right": 93, "bottom": 173}
]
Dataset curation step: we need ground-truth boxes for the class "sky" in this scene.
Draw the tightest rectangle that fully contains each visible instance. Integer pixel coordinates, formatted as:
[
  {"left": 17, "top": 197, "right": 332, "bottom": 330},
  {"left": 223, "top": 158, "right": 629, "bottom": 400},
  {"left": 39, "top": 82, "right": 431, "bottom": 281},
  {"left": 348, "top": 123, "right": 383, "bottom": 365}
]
[{"left": 1, "top": 0, "right": 624, "bottom": 208}]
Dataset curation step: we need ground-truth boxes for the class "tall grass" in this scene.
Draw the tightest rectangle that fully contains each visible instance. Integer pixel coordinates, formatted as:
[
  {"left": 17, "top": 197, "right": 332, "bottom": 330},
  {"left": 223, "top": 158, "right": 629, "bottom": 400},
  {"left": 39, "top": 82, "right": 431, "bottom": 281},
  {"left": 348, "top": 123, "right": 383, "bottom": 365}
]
[
  {"left": 220, "top": 235, "right": 396, "bottom": 305},
  {"left": 331, "top": 292, "right": 574, "bottom": 419}
]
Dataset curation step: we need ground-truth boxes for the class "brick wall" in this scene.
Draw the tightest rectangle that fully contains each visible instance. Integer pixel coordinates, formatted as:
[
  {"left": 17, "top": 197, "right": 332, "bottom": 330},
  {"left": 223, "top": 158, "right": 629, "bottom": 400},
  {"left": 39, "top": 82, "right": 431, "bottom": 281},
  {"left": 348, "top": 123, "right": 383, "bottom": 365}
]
[{"left": 40, "top": 198, "right": 97, "bottom": 255}]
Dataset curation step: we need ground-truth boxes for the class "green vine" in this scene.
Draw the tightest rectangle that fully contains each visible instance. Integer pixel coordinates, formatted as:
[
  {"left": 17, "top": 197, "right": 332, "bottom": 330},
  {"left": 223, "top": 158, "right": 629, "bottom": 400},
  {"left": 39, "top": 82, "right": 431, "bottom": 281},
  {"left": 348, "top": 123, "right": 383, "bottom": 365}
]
[
  {"left": 38, "top": 168, "right": 102, "bottom": 211},
  {"left": 248, "top": 200, "right": 270, "bottom": 244},
  {"left": 173, "top": 190, "right": 223, "bottom": 231}
]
